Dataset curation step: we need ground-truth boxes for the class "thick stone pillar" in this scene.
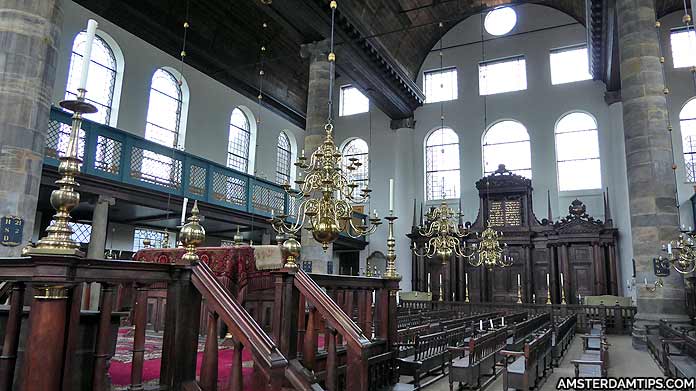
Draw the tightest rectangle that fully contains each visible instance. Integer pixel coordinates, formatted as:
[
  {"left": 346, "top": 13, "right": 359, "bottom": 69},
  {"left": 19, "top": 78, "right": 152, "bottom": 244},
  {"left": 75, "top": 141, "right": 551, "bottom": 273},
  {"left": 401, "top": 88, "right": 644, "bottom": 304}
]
[
  {"left": 87, "top": 195, "right": 114, "bottom": 258},
  {"left": 0, "top": 1, "right": 64, "bottom": 257},
  {"left": 616, "top": 0, "right": 688, "bottom": 349},
  {"left": 299, "top": 40, "right": 332, "bottom": 273}
]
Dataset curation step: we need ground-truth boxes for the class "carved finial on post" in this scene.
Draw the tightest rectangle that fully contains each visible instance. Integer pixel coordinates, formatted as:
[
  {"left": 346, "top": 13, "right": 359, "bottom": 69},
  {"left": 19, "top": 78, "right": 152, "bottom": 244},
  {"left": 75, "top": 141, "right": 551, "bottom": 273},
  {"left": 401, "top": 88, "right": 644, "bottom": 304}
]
[{"left": 180, "top": 200, "right": 205, "bottom": 264}]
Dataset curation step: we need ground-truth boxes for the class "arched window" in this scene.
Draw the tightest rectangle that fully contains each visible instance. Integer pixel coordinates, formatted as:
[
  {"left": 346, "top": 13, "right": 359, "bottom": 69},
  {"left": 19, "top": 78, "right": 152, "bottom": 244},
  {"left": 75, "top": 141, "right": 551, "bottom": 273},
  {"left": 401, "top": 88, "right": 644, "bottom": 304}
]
[
  {"left": 425, "top": 127, "right": 460, "bottom": 200},
  {"left": 145, "top": 68, "right": 183, "bottom": 148},
  {"left": 681, "top": 98, "right": 696, "bottom": 182},
  {"left": 482, "top": 120, "right": 531, "bottom": 178},
  {"left": 555, "top": 112, "right": 601, "bottom": 191},
  {"left": 65, "top": 31, "right": 118, "bottom": 125},
  {"left": 276, "top": 131, "right": 292, "bottom": 185},
  {"left": 227, "top": 108, "right": 252, "bottom": 173},
  {"left": 342, "top": 138, "right": 369, "bottom": 197}
]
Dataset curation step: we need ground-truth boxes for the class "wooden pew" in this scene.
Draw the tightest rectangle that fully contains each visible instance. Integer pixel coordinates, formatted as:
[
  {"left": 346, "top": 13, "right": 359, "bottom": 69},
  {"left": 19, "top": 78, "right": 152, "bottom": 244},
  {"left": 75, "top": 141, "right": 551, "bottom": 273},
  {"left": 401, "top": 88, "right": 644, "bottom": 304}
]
[
  {"left": 552, "top": 314, "right": 576, "bottom": 366},
  {"left": 646, "top": 321, "right": 696, "bottom": 378},
  {"left": 396, "top": 324, "right": 432, "bottom": 358},
  {"left": 447, "top": 326, "right": 509, "bottom": 391},
  {"left": 501, "top": 328, "right": 553, "bottom": 391},
  {"left": 571, "top": 329, "right": 609, "bottom": 377},
  {"left": 396, "top": 329, "right": 449, "bottom": 388},
  {"left": 508, "top": 313, "right": 551, "bottom": 351}
]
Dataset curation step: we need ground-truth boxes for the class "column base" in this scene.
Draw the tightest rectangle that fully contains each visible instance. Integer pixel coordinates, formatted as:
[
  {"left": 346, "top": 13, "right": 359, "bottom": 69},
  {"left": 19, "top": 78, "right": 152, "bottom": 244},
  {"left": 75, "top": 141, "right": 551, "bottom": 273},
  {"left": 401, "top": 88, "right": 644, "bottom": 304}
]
[{"left": 631, "top": 311, "right": 691, "bottom": 350}]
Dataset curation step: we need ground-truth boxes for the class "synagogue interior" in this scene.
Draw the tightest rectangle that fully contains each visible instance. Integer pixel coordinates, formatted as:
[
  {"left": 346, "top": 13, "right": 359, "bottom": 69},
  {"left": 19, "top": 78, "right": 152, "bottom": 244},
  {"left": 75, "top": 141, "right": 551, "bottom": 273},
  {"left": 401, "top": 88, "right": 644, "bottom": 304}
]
[{"left": 2, "top": 0, "right": 696, "bottom": 390}]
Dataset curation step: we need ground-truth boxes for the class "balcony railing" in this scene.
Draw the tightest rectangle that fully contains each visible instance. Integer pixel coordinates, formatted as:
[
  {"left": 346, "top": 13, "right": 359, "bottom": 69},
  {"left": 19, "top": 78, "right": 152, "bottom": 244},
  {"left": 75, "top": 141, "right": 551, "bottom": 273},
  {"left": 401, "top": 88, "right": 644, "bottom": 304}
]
[{"left": 44, "top": 107, "right": 296, "bottom": 219}]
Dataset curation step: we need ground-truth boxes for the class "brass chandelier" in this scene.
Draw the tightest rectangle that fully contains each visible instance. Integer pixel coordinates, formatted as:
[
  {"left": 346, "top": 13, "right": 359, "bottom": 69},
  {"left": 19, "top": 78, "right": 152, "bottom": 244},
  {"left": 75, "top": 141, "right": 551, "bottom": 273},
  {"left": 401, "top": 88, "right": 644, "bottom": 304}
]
[
  {"left": 659, "top": 227, "right": 696, "bottom": 274},
  {"left": 269, "top": 0, "right": 381, "bottom": 268}
]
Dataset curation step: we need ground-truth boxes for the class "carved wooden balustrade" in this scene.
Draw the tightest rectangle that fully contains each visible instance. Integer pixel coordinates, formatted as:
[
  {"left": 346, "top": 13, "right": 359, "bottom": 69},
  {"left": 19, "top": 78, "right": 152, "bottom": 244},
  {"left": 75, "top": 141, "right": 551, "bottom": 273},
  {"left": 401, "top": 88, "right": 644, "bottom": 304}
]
[{"left": 400, "top": 300, "right": 637, "bottom": 334}]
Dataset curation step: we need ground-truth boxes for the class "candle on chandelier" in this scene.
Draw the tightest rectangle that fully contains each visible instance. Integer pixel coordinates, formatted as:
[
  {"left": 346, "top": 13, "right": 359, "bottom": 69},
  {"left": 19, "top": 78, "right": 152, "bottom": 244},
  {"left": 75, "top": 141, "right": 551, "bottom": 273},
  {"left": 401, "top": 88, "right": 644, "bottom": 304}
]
[
  {"left": 389, "top": 178, "right": 394, "bottom": 213},
  {"left": 78, "top": 19, "right": 99, "bottom": 91},
  {"left": 644, "top": 277, "right": 648, "bottom": 285},
  {"left": 668, "top": 243, "right": 672, "bottom": 255},
  {"left": 181, "top": 197, "right": 189, "bottom": 225}
]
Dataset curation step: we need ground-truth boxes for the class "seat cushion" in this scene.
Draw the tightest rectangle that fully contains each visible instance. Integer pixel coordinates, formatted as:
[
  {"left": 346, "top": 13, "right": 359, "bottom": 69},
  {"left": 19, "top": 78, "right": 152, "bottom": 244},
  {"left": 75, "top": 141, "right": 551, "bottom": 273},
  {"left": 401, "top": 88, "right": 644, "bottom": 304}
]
[{"left": 507, "top": 356, "right": 526, "bottom": 374}]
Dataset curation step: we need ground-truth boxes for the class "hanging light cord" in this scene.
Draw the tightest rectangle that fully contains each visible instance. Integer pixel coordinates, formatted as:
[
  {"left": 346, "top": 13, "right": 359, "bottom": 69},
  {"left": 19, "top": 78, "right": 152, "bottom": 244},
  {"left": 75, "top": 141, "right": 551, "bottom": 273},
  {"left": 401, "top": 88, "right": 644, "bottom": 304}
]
[{"left": 327, "top": 1, "right": 338, "bottom": 125}]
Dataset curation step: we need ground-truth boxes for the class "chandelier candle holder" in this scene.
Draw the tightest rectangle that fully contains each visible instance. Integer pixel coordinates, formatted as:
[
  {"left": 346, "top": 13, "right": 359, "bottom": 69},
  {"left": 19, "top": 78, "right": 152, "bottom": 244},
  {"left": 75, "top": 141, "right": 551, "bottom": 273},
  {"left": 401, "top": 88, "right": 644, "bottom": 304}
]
[
  {"left": 31, "top": 20, "right": 100, "bottom": 257},
  {"left": 473, "top": 224, "right": 514, "bottom": 270},
  {"left": 180, "top": 201, "right": 205, "bottom": 264},
  {"left": 659, "top": 225, "right": 696, "bottom": 274},
  {"left": 416, "top": 201, "right": 475, "bottom": 265}
]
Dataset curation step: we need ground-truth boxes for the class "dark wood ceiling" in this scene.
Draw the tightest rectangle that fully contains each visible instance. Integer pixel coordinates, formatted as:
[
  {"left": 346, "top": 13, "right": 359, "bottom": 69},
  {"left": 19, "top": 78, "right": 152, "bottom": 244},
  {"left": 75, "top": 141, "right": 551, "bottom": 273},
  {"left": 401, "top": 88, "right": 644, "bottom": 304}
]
[{"left": 73, "top": 0, "right": 689, "bottom": 127}]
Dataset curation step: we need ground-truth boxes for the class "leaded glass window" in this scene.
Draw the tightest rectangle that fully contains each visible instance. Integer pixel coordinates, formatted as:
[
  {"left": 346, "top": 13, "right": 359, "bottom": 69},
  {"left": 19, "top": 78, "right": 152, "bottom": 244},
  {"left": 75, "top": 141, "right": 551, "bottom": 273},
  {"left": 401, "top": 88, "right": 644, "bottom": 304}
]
[
  {"left": 479, "top": 56, "right": 527, "bottom": 96},
  {"left": 50, "top": 222, "right": 92, "bottom": 244},
  {"left": 65, "top": 32, "right": 117, "bottom": 125},
  {"left": 426, "top": 127, "right": 460, "bottom": 200},
  {"left": 681, "top": 99, "right": 696, "bottom": 182},
  {"left": 342, "top": 138, "right": 369, "bottom": 198},
  {"left": 132, "top": 228, "right": 172, "bottom": 251},
  {"left": 424, "top": 68, "right": 458, "bottom": 103},
  {"left": 227, "top": 108, "right": 251, "bottom": 172},
  {"left": 671, "top": 27, "right": 696, "bottom": 68},
  {"left": 483, "top": 120, "right": 531, "bottom": 178},
  {"left": 145, "top": 69, "right": 182, "bottom": 148},
  {"left": 276, "top": 131, "right": 292, "bottom": 185},
  {"left": 555, "top": 112, "right": 601, "bottom": 190}
]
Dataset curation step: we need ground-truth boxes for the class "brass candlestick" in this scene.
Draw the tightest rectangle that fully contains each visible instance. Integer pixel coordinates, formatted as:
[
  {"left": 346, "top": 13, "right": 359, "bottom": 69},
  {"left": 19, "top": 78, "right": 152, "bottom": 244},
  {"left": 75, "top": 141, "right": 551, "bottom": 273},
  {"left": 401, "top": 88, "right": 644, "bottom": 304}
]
[
  {"left": 365, "top": 256, "right": 373, "bottom": 277},
  {"left": 30, "top": 89, "right": 96, "bottom": 256},
  {"left": 439, "top": 281, "right": 444, "bottom": 302},
  {"left": 180, "top": 201, "right": 205, "bottom": 263},
  {"left": 546, "top": 283, "right": 552, "bottom": 305},
  {"left": 465, "top": 285, "right": 470, "bottom": 303},
  {"left": 561, "top": 281, "right": 567, "bottom": 304},
  {"left": 384, "top": 214, "right": 401, "bottom": 281},
  {"left": 517, "top": 283, "right": 522, "bottom": 304}
]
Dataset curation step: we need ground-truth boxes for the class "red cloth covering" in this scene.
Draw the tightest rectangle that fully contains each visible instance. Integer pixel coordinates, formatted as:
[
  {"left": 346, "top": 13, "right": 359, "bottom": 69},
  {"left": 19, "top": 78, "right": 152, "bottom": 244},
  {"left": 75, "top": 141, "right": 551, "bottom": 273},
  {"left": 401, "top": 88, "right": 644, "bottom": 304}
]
[{"left": 133, "top": 246, "right": 254, "bottom": 279}]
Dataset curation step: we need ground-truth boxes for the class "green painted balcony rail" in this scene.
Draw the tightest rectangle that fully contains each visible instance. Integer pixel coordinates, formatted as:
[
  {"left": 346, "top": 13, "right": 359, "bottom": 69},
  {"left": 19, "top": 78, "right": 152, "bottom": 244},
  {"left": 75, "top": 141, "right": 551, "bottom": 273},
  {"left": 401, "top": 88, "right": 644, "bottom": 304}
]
[{"left": 44, "top": 107, "right": 367, "bottom": 236}]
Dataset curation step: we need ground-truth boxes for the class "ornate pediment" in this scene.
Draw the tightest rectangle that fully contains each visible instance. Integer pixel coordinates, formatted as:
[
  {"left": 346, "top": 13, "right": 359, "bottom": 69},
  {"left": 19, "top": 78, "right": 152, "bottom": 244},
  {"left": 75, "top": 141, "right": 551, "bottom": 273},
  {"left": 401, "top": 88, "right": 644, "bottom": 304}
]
[
  {"left": 475, "top": 164, "right": 532, "bottom": 190},
  {"left": 553, "top": 199, "right": 605, "bottom": 233}
]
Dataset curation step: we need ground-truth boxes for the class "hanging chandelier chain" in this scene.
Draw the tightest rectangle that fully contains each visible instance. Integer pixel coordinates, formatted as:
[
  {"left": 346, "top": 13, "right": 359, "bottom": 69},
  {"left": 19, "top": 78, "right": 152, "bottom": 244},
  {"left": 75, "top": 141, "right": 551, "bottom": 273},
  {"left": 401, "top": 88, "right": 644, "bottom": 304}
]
[{"left": 327, "top": 1, "right": 337, "bottom": 126}]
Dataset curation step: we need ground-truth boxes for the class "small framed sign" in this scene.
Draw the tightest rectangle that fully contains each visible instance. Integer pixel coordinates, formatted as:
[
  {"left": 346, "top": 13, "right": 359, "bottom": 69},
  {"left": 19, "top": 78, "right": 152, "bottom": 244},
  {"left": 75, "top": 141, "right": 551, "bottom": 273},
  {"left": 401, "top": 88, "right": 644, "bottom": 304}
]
[
  {"left": 653, "top": 257, "right": 671, "bottom": 277},
  {"left": 1, "top": 216, "right": 24, "bottom": 247}
]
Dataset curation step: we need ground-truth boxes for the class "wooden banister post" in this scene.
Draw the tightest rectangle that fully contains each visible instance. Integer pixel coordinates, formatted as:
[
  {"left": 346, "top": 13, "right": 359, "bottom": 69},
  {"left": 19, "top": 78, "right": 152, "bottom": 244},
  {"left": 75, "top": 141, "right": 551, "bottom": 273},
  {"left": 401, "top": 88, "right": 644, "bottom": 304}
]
[
  {"left": 0, "top": 283, "right": 23, "bottom": 391},
  {"left": 160, "top": 268, "right": 202, "bottom": 389},
  {"left": 377, "top": 287, "right": 389, "bottom": 341},
  {"left": 21, "top": 284, "right": 72, "bottom": 391},
  {"left": 303, "top": 306, "right": 317, "bottom": 370},
  {"left": 273, "top": 269, "right": 299, "bottom": 359},
  {"left": 229, "top": 340, "right": 244, "bottom": 391},
  {"left": 92, "top": 283, "right": 115, "bottom": 391},
  {"left": 346, "top": 347, "right": 369, "bottom": 391},
  {"left": 325, "top": 328, "right": 338, "bottom": 391},
  {"left": 129, "top": 283, "right": 149, "bottom": 390},
  {"left": 365, "top": 289, "right": 373, "bottom": 340},
  {"left": 200, "top": 311, "right": 219, "bottom": 391}
]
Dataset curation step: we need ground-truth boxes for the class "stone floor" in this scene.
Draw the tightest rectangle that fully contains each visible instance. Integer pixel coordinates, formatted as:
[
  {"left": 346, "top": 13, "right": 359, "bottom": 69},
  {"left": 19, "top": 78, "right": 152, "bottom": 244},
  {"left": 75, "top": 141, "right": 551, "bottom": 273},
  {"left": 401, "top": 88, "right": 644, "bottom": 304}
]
[{"left": 404, "top": 334, "right": 664, "bottom": 390}]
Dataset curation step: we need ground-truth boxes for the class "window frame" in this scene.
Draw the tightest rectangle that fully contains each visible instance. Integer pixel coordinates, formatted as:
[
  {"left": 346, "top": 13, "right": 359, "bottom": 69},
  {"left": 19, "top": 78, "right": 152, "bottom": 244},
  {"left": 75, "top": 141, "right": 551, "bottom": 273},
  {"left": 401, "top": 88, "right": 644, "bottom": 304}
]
[
  {"left": 478, "top": 55, "right": 527, "bottom": 96},
  {"left": 554, "top": 111, "right": 602, "bottom": 191},
  {"left": 484, "top": 6, "right": 517, "bottom": 36},
  {"left": 341, "top": 138, "right": 370, "bottom": 198},
  {"left": 423, "top": 67, "right": 459, "bottom": 104},
  {"left": 339, "top": 85, "right": 370, "bottom": 116},
  {"left": 132, "top": 228, "right": 174, "bottom": 251},
  {"left": 145, "top": 68, "right": 184, "bottom": 148},
  {"left": 424, "top": 127, "right": 461, "bottom": 201},
  {"left": 227, "top": 107, "right": 252, "bottom": 173},
  {"left": 549, "top": 44, "right": 593, "bottom": 85},
  {"left": 276, "top": 131, "right": 292, "bottom": 185},
  {"left": 670, "top": 26, "right": 696, "bottom": 69},
  {"left": 482, "top": 119, "right": 532, "bottom": 178},
  {"left": 681, "top": 98, "right": 696, "bottom": 183}
]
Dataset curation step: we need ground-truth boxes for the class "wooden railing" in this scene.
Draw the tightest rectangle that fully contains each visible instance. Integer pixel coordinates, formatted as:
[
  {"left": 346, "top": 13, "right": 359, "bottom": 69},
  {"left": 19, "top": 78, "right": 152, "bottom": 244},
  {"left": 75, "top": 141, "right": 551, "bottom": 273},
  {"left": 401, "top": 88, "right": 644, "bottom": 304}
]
[
  {"left": 400, "top": 300, "right": 637, "bottom": 334},
  {"left": 269, "top": 269, "right": 400, "bottom": 391}
]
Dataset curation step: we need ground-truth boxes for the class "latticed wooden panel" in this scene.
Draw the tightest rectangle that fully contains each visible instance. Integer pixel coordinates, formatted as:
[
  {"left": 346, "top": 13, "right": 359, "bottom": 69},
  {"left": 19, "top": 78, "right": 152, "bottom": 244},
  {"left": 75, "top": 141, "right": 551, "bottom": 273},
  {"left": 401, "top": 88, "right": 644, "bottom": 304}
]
[
  {"left": 45, "top": 120, "right": 85, "bottom": 160},
  {"left": 188, "top": 164, "right": 207, "bottom": 195},
  {"left": 130, "top": 147, "right": 182, "bottom": 189},
  {"left": 252, "top": 184, "right": 285, "bottom": 214},
  {"left": 94, "top": 135, "right": 122, "bottom": 175},
  {"left": 212, "top": 172, "right": 246, "bottom": 207}
]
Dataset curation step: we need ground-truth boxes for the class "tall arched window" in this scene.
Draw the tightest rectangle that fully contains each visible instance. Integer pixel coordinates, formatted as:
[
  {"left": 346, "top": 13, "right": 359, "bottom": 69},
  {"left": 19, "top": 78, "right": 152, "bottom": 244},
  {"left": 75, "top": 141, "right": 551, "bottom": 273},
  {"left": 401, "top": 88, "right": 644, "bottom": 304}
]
[
  {"left": 145, "top": 68, "right": 183, "bottom": 148},
  {"left": 482, "top": 120, "right": 531, "bottom": 178},
  {"left": 555, "top": 112, "right": 601, "bottom": 191},
  {"left": 65, "top": 31, "right": 118, "bottom": 125},
  {"left": 342, "top": 138, "right": 369, "bottom": 197},
  {"left": 276, "top": 131, "right": 292, "bottom": 185},
  {"left": 425, "top": 127, "right": 460, "bottom": 200},
  {"left": 227, "top": 108, "right": 252, "bottom": 173},
  {"left": 681, "top": 98, "right": 696, "bottom": 182}
]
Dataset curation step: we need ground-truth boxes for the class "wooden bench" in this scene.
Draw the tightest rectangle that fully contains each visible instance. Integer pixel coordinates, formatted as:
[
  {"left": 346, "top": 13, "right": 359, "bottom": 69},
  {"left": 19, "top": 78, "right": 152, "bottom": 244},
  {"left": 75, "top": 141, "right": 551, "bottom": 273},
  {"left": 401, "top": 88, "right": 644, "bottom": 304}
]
[
  {"left": 552, "top": 314, "right": 576, "bottom": 366},
  {"left": 508, "top": 313, "right": 551, "bottom": 351},
  {"left": 571, "top": 333, "right": 609, "bottom": 377},
  {"left": 646, "top": 321, "right": 696, "bottom": 379},
  {"left": 396, "top": 324, "right": 433, "bottom": 358},
  {"left": 501, "top": 328, "right": 553, "bottom": 391},
  {"left": 396, "top": 329, "right": 450, "bottom": 389},
  {"left": 447, "top": 326, "right": 509, "bottom": 391}
]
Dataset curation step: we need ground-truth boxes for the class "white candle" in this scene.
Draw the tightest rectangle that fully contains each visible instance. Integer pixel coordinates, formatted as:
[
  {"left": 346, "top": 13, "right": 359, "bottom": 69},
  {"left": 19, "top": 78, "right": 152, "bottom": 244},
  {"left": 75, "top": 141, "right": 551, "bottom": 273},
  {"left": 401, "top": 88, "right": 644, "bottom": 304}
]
[
  {"left": 479, "top": 320, "right": 483, "bottom": 330},
  {"left": 490, "top": 319, "right": 494, "bottom": 328},
  {"left": 546, "top": 273, "right": 550, "bottom": 287},
  {"left": 181, "top": 197, "right": 189, "bottom": 225},
  {"left": 560, "top": 273, "right": 564, "bottom": 287},
  {"left": 439, "top": 274, "right": 442, "bottom": 285},
  {"left": 668, "top": 243, "right": 673, "bottom": 254},
  {"left": 373, "top": 209, "right": 378, "bottom": 219},
  {"left": 389, "top": 178, "right": 394, "bottom": 212},
  {"left": 502, "top": 317, "right": 505, "bottom": 326},
  {"left": 372, "top": 290, "right": 376, "bottom": 304},
  {"left": 427, "top": 272, "right": 431, "bottom": 292},
  {"left": 644, "top": 277, "right": 648, "bottom": 285},
  {"left": 78, "top": 19, "right": 99, "bottom": 91},
  {"left": 517, "top": 274, "right": 521, "bottom": 286},
  {"left": 465, "top": 273, "right": 468, "bottom": 285}
]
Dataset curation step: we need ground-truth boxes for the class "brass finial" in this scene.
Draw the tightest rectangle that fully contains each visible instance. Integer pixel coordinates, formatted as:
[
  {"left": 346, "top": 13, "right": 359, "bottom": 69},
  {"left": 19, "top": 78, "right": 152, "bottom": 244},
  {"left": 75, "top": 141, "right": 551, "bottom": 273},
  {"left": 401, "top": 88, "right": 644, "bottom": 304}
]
[
  {"left": 330, "top": 0, "right": 337, "bottom": 9},
  {"left": 281, "top": 234, "right": 301, "bottom": 269},
  {"left": 180, "top": 200, "right": 205, "bottom": 263},
  {"left": 233, "top": 226, "right": 244, "bottom": 246}
]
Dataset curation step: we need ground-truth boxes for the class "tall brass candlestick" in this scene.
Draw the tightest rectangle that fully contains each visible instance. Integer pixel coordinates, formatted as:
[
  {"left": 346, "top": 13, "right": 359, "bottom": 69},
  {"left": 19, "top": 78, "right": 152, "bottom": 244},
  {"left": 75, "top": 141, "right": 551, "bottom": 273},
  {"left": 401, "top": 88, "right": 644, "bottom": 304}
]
[
  {"left": 384, "top": 214, "right": 401, "bottom": 281},
  {"left": 545, "top": 273, "right": 552, "bottom": 305},
  {"left": 30, "top": 89, "right": 97, "bottom": 256},
  {"left": 464, "top": 272, "right": 470, "bottom": 303},
  {"left": 560, "top": 273, "right": 567, "bottom": 304},
  {"left": 517, "top": 274, "right": 523, "bottom": 304}
]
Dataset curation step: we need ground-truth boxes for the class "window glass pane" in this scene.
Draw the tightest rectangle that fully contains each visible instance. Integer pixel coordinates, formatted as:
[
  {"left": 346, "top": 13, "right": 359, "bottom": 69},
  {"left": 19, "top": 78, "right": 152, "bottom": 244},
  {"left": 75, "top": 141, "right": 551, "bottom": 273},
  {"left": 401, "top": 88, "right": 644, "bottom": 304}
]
[
  {"left": 228, "top": 108, "right": 251, "bottom": 172},
  {"left": 681, "top": 99, "right": 696, "bottom": 182},
  {"left": 550, "top": 46, "right": 592, "bottom": 85},
  {"left": 65, "top": 33, "right": 117, "bottom": 125},
  {"left": 339, "top": 86, "right": 369, "bottom": 116},
  {"left": 145, "top": 69, "right": 182, "bottom": 148},
  {"left": 483, "top": 120, "right": 531, "bottom": 178},
  {"left": 556, "top": 131, "right": 600, "bottom": 161},
  {"left": 671, "top": 28, "right": 696, "bottom": 68},
  {"left": 276, "top": 132, "right": 292, "bottom": 185},
  {"left": 484, "top": 7, "right": 517, "bottom": 36},
  {"left": 479, "top": 57, "right": 526, "bottom": 95},
  {"left": 558, "top": 159, "right": 602, "bottom": 191},
  {"left": 132, "top": 228, "right": 173, "bottom": 251},
  {"left": 424, "top": 68, "right": 458, "bottom": 103},
  {"left": 342, "top": 138, "right": 369, "bottom": 197},
  {"left": 426, "top": 127, "right": 460, "bottom": 200}
]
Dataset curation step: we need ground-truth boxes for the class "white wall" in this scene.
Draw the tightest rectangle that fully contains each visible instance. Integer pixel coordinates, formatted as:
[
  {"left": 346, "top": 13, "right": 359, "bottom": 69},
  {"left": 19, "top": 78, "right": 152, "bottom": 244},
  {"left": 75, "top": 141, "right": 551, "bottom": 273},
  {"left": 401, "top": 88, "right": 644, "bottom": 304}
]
[{"left": 52, "top": 2, "right": 304, "bottom": 182}]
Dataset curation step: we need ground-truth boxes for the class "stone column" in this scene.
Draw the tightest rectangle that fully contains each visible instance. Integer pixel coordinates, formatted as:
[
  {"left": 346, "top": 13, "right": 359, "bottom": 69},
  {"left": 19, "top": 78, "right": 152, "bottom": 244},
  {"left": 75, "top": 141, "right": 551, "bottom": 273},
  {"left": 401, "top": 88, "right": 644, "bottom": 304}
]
[
  {"left": 0, "top": 1, "right": 64, "bottom": 257},
  {"left": 616, "top": 0, "right": 688, "bottom": 349},
  {"left": 85, "top": 195, "right": 114, "bottom": 310},
  {"left": 299, "top": 40, "right": 332, "bottom": 273}
]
